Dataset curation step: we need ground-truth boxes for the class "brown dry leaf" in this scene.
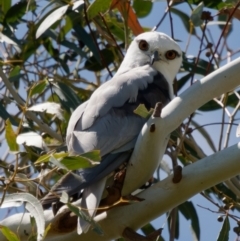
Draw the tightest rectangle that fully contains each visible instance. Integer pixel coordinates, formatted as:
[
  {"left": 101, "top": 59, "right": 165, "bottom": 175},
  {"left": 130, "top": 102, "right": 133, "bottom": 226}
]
[
  {"left": 111, "top": 0, "right": 144, "bottom": 35},
  {"left": 219, "top": 8, "right": 240, "bottom": 20}
]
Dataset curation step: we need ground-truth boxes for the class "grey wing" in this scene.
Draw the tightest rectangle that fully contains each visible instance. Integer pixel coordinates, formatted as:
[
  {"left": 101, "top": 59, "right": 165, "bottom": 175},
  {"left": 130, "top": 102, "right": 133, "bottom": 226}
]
[
  {"left": 41, "top": 65, "right": 171, "bottom": 208},
  {"left": 67, "top": 64, "right": 159, "bottom": 155}
]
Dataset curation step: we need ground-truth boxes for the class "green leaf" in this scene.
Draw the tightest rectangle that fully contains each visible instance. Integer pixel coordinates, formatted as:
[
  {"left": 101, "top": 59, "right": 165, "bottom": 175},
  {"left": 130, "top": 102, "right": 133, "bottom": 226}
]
[
  {"left": 1, "top": 193, "right": 45, "bottom": 241},
  {"left": 0, "top": 0, "right": 11, "bottom": 23},
  {"left": 133, "top": 0, "right": 153, "bottom": 18},
  {"left": 171, "top": 8, "right": 196, "bottom": 35},
  {"left": 217, "top": 216, "right": 230, "bottom": 241},
  {"left": 141, "top": 223, "right": 156, "bottom": 236},
  {"left": 199, "top": 91, "right": 240, "bottom": 111},
  {"left": 42, "top": 38, "right": 70, "bottom": 74},
  {"left": 0, "top": 225, "right": 20, "bottom": 241},
  {"left": 49, "top": 155, "right": 68, "bottom": 170},
  {"left": 0, "top": 101, "right": 17, "bottom": 126},
  {"left": 35, "top": 151, "right": 68, "bottom": 164},
  {"left": 60, "top": 191, "right": 70, "bottom": 204},
  {"left": 36, "top": 5, "right": 69, "bottom": 38},
  {"left": 177, "top": 73, "right": 193, "bottom": 91},
  {"left": 67, "top": 202, "right": 103, "bottom": 235},
  {"left": 27, "top": 102, "right": 64, "bottom": 120},
  {"left": 4, "top": 1, "right": 31, "bottom": 24},
  {"left": 16, "top": 132, "right": 45, "bottom": 149},
  {"left": 73, "top": 25, "right": 101, "bottom": 63},
  {"left": 85, "top": 48, "right": 114, "bottom": 71},
  {"left": 60, "top": 156, "right": 92, "bottom": 170},
  {"left": 216, "top": 183, "right": 237, "bottom": 202},
  {"left": 179, "top": 201, "right": 200, "bottom": 240},
  {"left": 167, "top": 209, "right": 179, "bottom": 239},
  {"left": 35, "top": 152, "right": 53, "bottom": 164},
  {"left": 60, "top": 39, "right": 88, "bottom": 59},
  {"left": 52, "top": 82, "right": 82, "bottom": 112},
  {"left": 0, "top": 32, "right": 21, "bottom": 52},
  {"left": 5, "top": 119, "right": 19, "bottom": 152},
  {"left": 87, "top": 0, "right": 112, "bottom": 20},
  {"left": 9, "top": 66, "right": 24, "bottom": 90},
  {"left": 133, "top": 104, "right": 153, "bottom": 118},
  {"left": 81, "top": 150, "right": 101, "bottom": 162},
  {"left": 190, "top": 119, "right": 217, "bottom": 153},
  {"left": 187, "top": 0, "right": 223, "bottom": 9},
  {"left": 190, "top": 2, "right": 204, "bottom": 26},
  {"left": 104, "top": 15, "right": 125, "bottom": 41},
  {"left": 43, "top": 223, "right": 52, "bottom": 240},
  {"left": 29, "top": 79, "right": 48, "bottom": 97},
  {"left": 182, "top": 53, "right": 215, "bottom": 75}
]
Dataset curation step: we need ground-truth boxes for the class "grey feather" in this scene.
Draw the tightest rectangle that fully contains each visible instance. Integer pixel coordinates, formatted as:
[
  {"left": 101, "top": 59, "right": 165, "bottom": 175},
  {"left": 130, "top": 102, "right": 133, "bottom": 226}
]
[
  {"left": 40, "top": 29, "right": 184, "bottom": 235},
  {"left": 77, "top": 177, "right": 107, "bottom": 234},
  {"left": 41, "top": 66, "right": 170, "bottom": 205},
  {"left": 41, "top": 65, "right": 171, "bottom": 232}
]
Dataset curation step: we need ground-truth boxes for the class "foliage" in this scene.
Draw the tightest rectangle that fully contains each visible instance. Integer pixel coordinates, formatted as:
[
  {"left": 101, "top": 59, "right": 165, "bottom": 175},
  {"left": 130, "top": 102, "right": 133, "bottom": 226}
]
[{"left": 0, "top": 0, "right": 240, "bottom": 240}]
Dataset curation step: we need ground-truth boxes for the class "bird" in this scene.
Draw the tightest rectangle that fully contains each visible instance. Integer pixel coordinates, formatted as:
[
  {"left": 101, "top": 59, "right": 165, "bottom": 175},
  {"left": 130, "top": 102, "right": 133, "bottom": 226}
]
[{"left": 41, "top": 31, "right": 182, "bottom": 234}]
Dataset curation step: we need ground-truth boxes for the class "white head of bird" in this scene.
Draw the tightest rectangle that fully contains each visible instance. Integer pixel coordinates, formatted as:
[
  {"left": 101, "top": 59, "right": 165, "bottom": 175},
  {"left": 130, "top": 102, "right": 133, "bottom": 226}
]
[{"left": 116, "top": 32, "right": 182, "bottom": 88}]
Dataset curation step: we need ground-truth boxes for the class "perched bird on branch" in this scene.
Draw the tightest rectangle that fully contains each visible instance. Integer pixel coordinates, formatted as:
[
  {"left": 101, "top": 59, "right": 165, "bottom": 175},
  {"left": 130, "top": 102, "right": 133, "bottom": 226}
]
[{"left": 41, "top": 31, "right": 182, "bottom": 234}]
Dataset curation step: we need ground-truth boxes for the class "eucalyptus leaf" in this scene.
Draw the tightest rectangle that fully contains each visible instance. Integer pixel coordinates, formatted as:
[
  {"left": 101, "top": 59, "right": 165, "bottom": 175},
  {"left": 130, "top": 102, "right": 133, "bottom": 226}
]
[
  {"left": 27, "top": 102, "right": 64, "bottom": 120},
  {"left": 171, "top": 8, "right": 196, "bottom": 35},
  {"left": 29, "top": 79, "right": 48, "bottom": 97},
  {"left": 133, "top": 0, "right": 153, "bottom": 18},
  {"left": 60, "top": 156, "right": 92, "bottom": 170},
  {"left": 52, "top": 82, "right": 82, "bottom": 111},
  {"left": 87, "top": 0, "right": 112, "bottom": 20},
  {"left": 35, "top": 152, "right": 69, "bottom": 164},
  {"left": 81, "top": 150, "right": 101, "bottom": 162},
  {"left": 0, "top": 0, "right": 11, "bottom": 21},
  {"left": 5, "top": 119, "right": 19, "bottom": 152},
  {"left": 0, "top": 32, "right": 20, "bottom": 52},
  {"left": 67, "top": 202, "right": 103, "bottom": 235},
  {"left": 36, "top": 5, "right": 69, "bottom": 39},
  {"left": 216, "top": 216, "right": 230, "bottom": 241},
  {"left": 190, "top": 2, "right": 204, "bottom": 27},
  {"left": 0, "top": 101, "right": 17, "bottom": 126},
  {"left": 60, "top": 191, "right": 70, "bottom": 204},
  {"left": 179, "top": 201, "right": 200, "bottom": 240},
  {"left": 134, "top": 104, "right": 153, "bottom": 118},
  {"left": 1, "top": 193, "right": 45, "bottom": 241},
  {"left": 72, "top": 0, "right": 84, "bottom": 11},
  {"left": 0, "top": 226, "right": 20, "bottom": 241},
  {"left": 49, "top": 155, "right": 68, "bottom": 170},
  {"left": 17, "top": 132, "right": 46, "bottom": 149}
]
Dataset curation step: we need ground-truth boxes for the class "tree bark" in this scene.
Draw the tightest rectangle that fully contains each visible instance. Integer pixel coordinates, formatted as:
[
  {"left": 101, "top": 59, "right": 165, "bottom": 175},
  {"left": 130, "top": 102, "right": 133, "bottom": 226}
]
[{"left": 1, "top": 57, "right": 240, "bottom": 241}]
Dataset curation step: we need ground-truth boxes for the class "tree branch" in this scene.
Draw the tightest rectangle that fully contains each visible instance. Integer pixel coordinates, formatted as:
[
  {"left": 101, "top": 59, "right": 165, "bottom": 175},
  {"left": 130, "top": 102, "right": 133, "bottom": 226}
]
[
  {"left": 122, "top": 57, "right": 240, "bottom": 196},
  {"left": 0, "top": 58, "right": 240, "bottom": 241}
]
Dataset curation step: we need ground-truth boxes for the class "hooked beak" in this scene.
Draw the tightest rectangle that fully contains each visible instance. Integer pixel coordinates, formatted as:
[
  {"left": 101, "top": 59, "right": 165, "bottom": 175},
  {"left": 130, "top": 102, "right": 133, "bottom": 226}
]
[{"left": 150, "top": 50, "right": 161, "bottom": 65}]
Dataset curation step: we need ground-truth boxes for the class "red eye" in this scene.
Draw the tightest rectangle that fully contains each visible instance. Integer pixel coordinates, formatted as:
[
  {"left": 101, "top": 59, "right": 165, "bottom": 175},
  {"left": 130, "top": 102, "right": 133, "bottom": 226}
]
[
  {"left": 165, "top": 50, "right": 178, "bottom": 60},
  {"left": 138, "top": 40, "right": 149, "bottom": 51}
]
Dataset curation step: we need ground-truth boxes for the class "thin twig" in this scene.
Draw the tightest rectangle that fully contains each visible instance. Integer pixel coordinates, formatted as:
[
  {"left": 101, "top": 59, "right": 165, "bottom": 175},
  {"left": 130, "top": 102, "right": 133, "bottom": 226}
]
[
  {"left": 190, "top": 122, "right": 238, "bottom": 132},
  {"left": 0, "top": 67, "right": 62, "bottom": 141},
  {"left": 218, "top": 96, "right": 227, "bottom": 151},
  {"left": 99, "top": 13, "right": 124, "bottom": 58},
  {"left": 167, "top": 0, "right": 174, "bottom": 39},
  {"left": 169, "top": 208, "right": 178, "bottom": 241},
  {"left": 207, "top": 1, "right": 240, "bottom": 74},
  {"left": 83, "top": 3, "right": 113, "bottom": 77},
  {"left": 152, "top": 10, "right": 168, "bottom": 31}
]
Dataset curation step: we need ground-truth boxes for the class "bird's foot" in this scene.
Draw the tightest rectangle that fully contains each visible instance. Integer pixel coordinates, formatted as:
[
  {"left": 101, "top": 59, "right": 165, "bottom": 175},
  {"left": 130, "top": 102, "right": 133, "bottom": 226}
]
[{"left": 97, "top": 169, "right": 144, "bottom": 214}]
